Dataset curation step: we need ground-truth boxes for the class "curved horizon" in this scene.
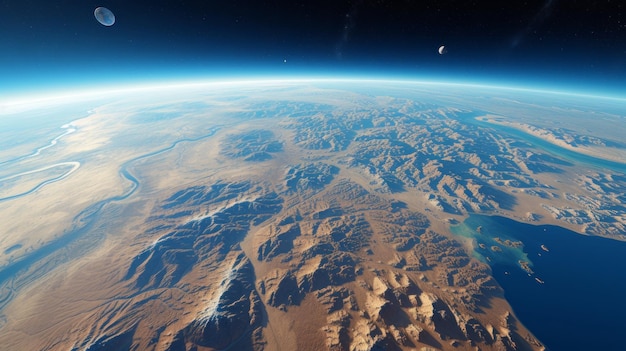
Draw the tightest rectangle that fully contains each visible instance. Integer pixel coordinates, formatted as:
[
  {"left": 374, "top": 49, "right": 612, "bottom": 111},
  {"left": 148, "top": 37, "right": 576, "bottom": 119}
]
[{"left": 3, "top": 75, "right": 625, "bottom": 113}]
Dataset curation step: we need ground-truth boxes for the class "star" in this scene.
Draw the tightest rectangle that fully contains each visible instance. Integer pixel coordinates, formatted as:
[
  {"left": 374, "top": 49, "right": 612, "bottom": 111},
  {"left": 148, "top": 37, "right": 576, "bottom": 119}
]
[{"left": 510, "top": 0, "right": 558, "bottom": 48}]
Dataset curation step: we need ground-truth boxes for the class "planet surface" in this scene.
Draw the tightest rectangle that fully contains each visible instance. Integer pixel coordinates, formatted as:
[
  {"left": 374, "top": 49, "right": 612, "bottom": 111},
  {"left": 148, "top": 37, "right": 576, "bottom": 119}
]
[{"left": 0, "top": 79, "right": 625, "bottom": 351}]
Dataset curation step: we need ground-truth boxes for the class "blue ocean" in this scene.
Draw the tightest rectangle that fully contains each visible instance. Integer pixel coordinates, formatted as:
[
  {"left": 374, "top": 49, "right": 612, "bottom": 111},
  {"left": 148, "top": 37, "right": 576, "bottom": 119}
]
[{"left": 452, "top": 215, "right": 626, "bottom": 351}]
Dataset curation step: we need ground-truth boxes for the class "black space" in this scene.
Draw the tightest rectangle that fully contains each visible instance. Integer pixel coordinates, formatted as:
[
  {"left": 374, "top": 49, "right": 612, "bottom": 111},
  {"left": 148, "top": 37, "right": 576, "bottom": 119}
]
[{"left": 1, "top": 0, "right": 625, "bottom": 91}]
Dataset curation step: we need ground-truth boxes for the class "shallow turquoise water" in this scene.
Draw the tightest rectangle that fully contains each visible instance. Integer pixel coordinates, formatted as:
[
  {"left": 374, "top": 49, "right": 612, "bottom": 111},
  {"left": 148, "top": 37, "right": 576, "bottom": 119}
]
[
  {"left": 470, "top": 118, "right": 626, "bottom": 174},
  {"left": 452, "top": 215, "right": 626, "bottom": 351}
]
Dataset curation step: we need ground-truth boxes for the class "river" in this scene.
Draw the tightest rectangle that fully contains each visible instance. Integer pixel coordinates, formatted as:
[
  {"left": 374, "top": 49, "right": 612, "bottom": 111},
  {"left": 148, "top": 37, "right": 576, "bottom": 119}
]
[{"left": 0, "top": 126, "right": 220, "bottom": 313}]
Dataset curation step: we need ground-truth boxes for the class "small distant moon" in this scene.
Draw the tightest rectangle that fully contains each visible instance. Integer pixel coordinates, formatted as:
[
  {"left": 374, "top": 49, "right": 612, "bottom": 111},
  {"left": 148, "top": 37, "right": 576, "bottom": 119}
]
[
  {"left": 94, "top": 7, "right": 115, "bottom": 27},
  {"left": 438, "top": 45, "right": 447, "bottom": 55}
]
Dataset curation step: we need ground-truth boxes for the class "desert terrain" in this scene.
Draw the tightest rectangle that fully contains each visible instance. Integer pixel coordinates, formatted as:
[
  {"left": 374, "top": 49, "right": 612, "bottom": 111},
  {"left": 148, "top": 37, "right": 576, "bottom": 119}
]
[{"left": 0, "top": 82, "right": 624, "bottom": 350}]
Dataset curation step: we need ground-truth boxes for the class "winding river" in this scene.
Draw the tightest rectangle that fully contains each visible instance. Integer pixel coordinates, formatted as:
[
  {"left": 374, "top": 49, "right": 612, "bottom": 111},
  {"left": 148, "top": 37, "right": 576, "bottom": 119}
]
[
  {"left": 0, "top": 126, "right": 220, "bottom": 312},
  {"left": 0, "top": 123, "right": 76, "bottom": 167},
  {"left": 0, "top": 162, "right": 81, "bottom": 202}
]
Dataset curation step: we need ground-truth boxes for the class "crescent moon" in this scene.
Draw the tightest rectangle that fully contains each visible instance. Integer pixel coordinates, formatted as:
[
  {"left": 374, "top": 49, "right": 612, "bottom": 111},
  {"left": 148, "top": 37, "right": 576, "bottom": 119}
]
[{"left": 438, "top": 45, "right": 447, "bottom": 55}]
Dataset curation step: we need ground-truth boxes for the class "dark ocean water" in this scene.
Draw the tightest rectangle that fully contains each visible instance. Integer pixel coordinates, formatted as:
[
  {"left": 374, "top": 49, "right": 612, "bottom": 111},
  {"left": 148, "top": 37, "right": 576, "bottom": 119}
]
[{"left": 452, "top": 215, "right": 626, "bottom": 351}]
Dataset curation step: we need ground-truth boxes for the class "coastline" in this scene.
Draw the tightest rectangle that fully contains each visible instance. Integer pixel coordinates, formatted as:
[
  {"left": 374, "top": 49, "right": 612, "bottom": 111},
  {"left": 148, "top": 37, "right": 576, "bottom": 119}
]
[{"left": 477, "top": 115, "right": 626, "bottom": 166}]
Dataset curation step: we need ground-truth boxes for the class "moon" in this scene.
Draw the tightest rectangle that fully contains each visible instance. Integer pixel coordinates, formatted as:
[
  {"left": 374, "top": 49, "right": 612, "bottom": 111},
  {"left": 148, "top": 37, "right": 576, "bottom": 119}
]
[
  {"left": 94, "top": 7, "right": 115, "bottom": 27},
  {"left": 438, "top": 45, "right": 447, "bottom": 55}
]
